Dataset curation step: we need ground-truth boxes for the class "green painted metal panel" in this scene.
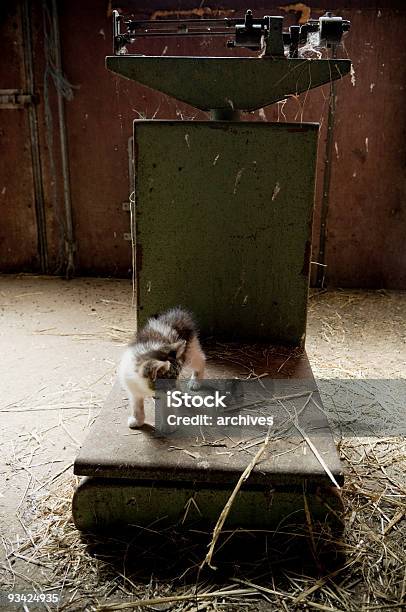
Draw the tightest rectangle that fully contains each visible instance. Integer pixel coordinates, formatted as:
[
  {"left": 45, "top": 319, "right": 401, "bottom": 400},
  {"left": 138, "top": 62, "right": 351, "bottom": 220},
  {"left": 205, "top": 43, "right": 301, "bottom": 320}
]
[
  {"left": 72, "top": 477, "right": 343, "bottom": 532},
  {"left": 106, "top": 56, "right": 351, "bottom": 112},
  {"left": 135, "top": 121, "right": 318, "bottom": 344}
]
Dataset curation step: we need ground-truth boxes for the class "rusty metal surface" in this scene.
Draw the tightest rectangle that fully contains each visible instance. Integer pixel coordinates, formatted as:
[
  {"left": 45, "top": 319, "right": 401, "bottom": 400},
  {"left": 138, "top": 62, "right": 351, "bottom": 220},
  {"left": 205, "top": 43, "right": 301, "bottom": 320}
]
[
  {"left": 0, "top": 1, "right": 405, "bottom": 287},
  {"left": 0, "top": 3, "right": 39, "bottom": 272},
  {"left": 74, "top": 348, "right": 343, "bottom": 485},
  {"left": 326, "top": 9, "right": 406, "bottom": 288}
]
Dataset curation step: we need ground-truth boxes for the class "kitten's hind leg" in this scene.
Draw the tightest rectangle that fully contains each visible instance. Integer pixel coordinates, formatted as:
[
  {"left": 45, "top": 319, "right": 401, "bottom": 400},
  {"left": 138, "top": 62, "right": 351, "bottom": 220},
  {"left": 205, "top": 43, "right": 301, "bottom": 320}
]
[
  {"left": 128, "top": 396, "right": 145, "bottom": 428},
  {"left": 187, "top": 336, "right": 206, "bottom": 390}
]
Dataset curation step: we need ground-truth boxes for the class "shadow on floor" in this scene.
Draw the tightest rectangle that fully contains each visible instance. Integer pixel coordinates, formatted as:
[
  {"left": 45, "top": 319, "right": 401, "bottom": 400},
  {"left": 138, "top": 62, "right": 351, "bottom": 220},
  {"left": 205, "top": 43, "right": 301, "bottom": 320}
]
[{"left": 81, "top": 520, "right": 346, "bottom": 585}]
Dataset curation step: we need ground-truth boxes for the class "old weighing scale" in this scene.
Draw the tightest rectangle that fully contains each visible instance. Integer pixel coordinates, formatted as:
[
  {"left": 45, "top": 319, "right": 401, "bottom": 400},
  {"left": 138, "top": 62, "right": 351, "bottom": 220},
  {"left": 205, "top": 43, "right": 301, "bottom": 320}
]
[{"left": 73, "top": 10, "right": 351, "bottom": 532}]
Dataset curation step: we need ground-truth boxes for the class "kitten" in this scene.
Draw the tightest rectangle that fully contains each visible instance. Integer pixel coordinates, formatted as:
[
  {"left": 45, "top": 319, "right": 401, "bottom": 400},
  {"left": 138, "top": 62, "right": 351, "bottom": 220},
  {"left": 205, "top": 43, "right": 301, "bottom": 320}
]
[{"left": 119, "top": 307, "right": 206, "bottom": 428}]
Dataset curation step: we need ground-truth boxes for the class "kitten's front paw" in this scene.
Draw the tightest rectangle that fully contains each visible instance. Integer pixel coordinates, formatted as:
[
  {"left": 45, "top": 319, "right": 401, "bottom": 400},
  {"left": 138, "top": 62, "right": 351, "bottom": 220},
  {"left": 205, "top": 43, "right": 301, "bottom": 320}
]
[
  {"left": 188, "top": 377, "right": 201, "bottom": 391},
  {"left": 128, "top": 415, "right": 144, "bottom": 429}
]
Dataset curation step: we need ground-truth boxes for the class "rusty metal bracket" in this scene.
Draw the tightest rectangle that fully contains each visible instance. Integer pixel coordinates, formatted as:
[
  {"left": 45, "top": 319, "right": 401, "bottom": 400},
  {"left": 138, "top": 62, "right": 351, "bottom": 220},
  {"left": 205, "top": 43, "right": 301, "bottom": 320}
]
[{"left": 0, "top": 89, "right": 37, "bottom": 109}]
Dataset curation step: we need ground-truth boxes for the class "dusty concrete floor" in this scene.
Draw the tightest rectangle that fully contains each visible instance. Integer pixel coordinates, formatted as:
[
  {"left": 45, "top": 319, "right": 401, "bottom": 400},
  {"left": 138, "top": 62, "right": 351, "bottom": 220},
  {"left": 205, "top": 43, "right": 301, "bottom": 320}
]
[
  {"left": 0, "top": 276, "right": 136, "bottom": 541},
  {"left": 307, "top": 289, "right": 406, "bottom": 378},
  {"left": 1, "top": 276, "right": 404, "bottom": 529},
  {"left": 0, "top": 275, "right": 405, "bottom": 608}
]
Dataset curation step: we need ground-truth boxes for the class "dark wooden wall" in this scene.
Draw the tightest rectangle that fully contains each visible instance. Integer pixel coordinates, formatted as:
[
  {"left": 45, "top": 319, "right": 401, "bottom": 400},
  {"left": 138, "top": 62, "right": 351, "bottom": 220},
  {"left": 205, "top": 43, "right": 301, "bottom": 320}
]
[{"left": 0, "top": 1, "right": 405, "bottom": 287}]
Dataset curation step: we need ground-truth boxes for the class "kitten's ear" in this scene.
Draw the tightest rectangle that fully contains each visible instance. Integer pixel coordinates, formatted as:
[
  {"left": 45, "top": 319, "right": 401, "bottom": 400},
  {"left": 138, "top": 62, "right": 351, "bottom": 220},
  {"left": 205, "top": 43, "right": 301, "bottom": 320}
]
[
  {"left": 172, "top": 340, "right": 187, "bottom": 359},
  {"left": 150, "top": 360, "right": 170, "bottom": 380},
  {"left": 156, "top": 361, "right": 171, "bottom": 378},
  {"left": 144, "top": 359, "right": 170, "bottom": 381}
]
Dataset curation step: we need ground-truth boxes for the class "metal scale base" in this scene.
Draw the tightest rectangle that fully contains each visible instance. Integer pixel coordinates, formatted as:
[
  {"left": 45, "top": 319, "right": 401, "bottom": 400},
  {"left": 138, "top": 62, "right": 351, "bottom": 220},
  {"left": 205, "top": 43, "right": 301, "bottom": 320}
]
[
  {"left": 73, "top": 347, "right": 343, "bottom": 532},
  {"left": 72, "top": 9, "right": 351, "bottom": 534}
]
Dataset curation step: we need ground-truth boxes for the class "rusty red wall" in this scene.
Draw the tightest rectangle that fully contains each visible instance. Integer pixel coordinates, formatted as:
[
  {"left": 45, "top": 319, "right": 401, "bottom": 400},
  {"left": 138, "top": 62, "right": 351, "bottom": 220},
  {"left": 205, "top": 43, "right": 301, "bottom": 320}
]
[
  {"left": 0, "top": 1, "right": 405, "bottom": 287},
  {"left": 0, "top": 4, "right": 39, "bottom": 270}
]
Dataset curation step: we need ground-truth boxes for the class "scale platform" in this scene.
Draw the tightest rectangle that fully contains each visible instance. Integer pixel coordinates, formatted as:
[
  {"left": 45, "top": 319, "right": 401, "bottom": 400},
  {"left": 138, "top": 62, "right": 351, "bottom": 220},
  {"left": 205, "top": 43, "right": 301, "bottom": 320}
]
[{"left": 73, "top": 345, "right": 343, "bottom": 532}]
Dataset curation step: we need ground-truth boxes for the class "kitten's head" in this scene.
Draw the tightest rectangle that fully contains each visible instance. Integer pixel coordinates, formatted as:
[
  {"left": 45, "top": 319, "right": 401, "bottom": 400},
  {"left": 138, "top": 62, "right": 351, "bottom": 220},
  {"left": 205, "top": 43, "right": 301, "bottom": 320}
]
[{"left": 138, "top": 340, "right": 187, "bottom": 390}]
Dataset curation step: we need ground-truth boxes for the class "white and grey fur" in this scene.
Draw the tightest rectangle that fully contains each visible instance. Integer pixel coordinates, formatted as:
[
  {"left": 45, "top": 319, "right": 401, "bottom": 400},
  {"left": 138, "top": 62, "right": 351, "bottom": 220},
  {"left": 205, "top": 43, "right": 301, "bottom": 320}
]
[{"left": 119, "top": 307, "right": 206, "bottom": 428}]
